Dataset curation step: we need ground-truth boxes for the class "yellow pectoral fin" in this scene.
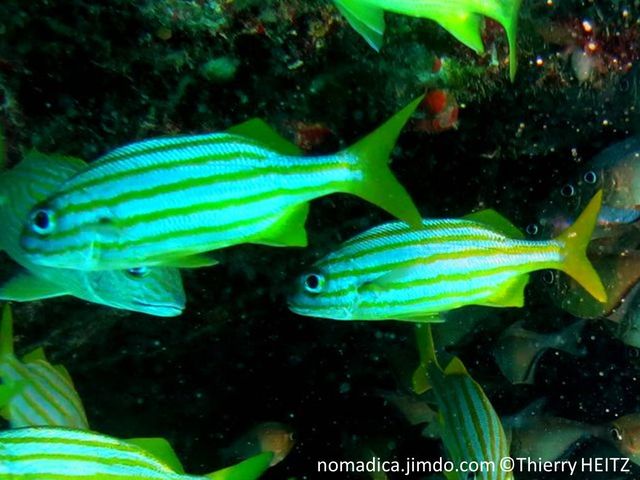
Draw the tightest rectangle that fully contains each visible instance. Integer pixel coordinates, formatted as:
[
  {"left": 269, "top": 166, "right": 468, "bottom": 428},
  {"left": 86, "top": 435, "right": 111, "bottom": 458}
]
[{"left": 159, "top": 253, "right": 219, "bottom": 269}]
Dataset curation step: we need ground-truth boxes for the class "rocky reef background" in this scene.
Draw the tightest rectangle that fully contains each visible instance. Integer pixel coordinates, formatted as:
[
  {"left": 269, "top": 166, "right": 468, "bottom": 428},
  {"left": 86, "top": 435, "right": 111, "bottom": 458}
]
[{"left": 1, "top": 0, "right": 640, "bottom": 478}]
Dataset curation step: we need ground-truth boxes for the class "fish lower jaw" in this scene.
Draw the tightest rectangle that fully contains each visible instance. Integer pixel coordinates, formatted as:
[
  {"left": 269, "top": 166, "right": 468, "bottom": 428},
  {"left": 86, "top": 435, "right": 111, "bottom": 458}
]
[{"left": 132, "top": 302, "right": 184, "bottom": 317}]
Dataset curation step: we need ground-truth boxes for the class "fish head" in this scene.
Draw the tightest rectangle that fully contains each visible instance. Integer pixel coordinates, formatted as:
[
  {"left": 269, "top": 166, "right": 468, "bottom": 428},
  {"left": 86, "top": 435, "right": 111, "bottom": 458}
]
[
  {"left": 609, "top": 414, "right": 640, "bottom": 458},
  {"left": 288, "top": 259, "right": 361, "bottom": 320},
  {"left": 534, "top": 165, "right": 609, "bottom": 238},
  {"left": 534, "top": 139, "right": 640, "bottom": 239},
  {"left": 20, "top": 191, "right": 122, "bottom": 270},
  {"left": 254, "top": 422, "right": 295, "bottom": 466},
  {"left": 85, "top": 266, "right": 186, "bottom": 317}
]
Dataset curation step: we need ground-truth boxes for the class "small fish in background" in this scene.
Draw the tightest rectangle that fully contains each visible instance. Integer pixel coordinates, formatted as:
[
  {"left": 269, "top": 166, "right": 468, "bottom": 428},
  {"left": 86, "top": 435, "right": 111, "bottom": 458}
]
[
  {"left": 413, "top": 89, "right": 459, "bottom": 134},
  {"left": 416, "top": 325, "right": 513, "bottom": 480},
  {"left": 0, "top": 147, "right": 185, "bottom": 317},
  {"left": 380, "top": 390, "right": 440, "bottom": 439},
  {"left": 603, "top": 413, "right": 640, "bottom": 465},
  {"left": 20, "top": 97, "right": 424, "bottom": 272},
  {"left": 504, "top": 399, "right": 601, "bottom": 462},
  {"left": 0, "top": 304, "right": 88, "bottom": 429},
  {"left": 493, "top": 320, "right": 587, "bottom": 384},
  {"left": 543, "top": 248, "right": 640, "bottom": 320},
  {"left": 534, "top": 136, "right": 640, "bottom": 240},
  {"left": 289, "top": 191, "right": 606, "bottom": 322},
  {"left": 332, "top": 0, "right": 521, "bottom": 79},
  {"left": 0, "top": 426, "right": 273, "bottom": 479},
  {"left": 222, "top": 422, "right": 295, "bottom": 467},
  {"left": 608, "top": 282, "right": 640, "bottom": 348}
]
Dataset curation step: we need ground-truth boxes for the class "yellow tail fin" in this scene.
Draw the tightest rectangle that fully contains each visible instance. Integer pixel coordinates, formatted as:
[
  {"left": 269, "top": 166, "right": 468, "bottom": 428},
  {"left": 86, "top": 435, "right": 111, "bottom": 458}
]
[
  {"left": 555, "top": 190, "right": 607, "bottom": 303},
  {"left": 346, "top": 96, "right": 423, "bottom": 228}
]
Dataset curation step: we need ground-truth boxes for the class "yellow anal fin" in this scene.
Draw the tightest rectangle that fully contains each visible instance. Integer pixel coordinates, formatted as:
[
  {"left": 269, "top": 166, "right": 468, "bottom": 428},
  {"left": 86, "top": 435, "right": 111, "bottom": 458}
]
[
  {"left": 253, "top": 203, "right": 309, "bottom": 247},
  {"left": 126, "top": 438, "right": 185, "bottom": 474},
  {"left": 484, "top": 274, "right": 529, "bottom": 307}
]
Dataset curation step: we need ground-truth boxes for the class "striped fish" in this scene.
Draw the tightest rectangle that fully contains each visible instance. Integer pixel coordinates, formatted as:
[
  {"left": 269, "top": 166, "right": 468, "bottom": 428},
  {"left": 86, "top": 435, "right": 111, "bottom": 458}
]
[
  {"left": 0, "top": 427, "right": 273, "bottom": 480},
  {"left": 0, "top": 305, "right": 88, "bottom": 429},
  {"left": 289, "top": 191, "right": 606, "bottom": 321},
  {"left": 333, "top": 0, "right": 521, "bottom": 80},
  {"left": 416, "top": 325, "right": 513, "bottom": 480},
  {"left": 20, "top": 98, "right": 423, "bottom": 271},
  {"left": 0, "top": 149, "right": 185, "bottom": 316}
]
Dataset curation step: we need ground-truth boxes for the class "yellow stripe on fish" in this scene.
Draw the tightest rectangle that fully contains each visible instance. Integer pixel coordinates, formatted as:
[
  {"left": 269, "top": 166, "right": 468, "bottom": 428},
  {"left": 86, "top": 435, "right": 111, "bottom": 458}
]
[
  {"left": 0, "top": 305, "right": 88, "bottom": 429},
  {"left": 0, "top": 427, "right": 273, "bottom": 480},
  {"left": 415, "top": 325, "right": 513, "bottom": 480},
  {"left": 20, "top": 98, "right": 423, "bottom": 272},
  {"left": 289, "top": 191, "right": 606, "bottom": 321},
  {"left": 333, "top": 0, "right": 522, "bottom": 79}
]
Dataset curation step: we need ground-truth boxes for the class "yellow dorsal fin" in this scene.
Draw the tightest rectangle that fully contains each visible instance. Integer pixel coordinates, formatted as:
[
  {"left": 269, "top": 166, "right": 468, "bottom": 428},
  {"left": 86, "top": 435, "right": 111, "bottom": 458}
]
[
  {"left": 22, "top": 347, "right": 47, "bottom": 363},
  {"left": 463, "top": 209, "right": 523, "bottom": 239},
  {"left": 227, "top": 119, "right": 302, "bottom": 156},
  {"left": 443, "top": 356, "right": 469, "bottom": 376}
]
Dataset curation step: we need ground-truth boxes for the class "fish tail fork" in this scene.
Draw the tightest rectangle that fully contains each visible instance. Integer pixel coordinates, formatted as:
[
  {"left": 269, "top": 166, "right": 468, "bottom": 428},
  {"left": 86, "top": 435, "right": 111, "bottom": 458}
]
[
  {"left": 556, "top": 190, "right": 607, "bottom": 303},
  {"left": 345, "top": 96, "right": 423, "bottom": 228}
]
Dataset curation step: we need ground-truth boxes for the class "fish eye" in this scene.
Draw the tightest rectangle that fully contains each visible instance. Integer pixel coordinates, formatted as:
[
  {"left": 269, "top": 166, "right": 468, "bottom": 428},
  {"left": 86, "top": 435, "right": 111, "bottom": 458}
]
[
  {"left": 542, "top": 271, "right": 555, "bottom": 284},
  {"left": 560, "top": 184, "right": 576, "bottom": 197},
  {"left": 30, "top": 208, "right": 56, "bottom": 236},
  {"left": 610, "top": 426, "right": 623, "bottom": 442},
  {"left": 127, "top": 267, "right": 150, "bottom": 278},
  {"left": 303, "top": 273, "right": 325, "bottom": 294},
  {"left": 583, "top": 170, "right": 598, "bottom": 184},
  {"left": 526, "top": 223, "right": 539, "bottom": 236}
]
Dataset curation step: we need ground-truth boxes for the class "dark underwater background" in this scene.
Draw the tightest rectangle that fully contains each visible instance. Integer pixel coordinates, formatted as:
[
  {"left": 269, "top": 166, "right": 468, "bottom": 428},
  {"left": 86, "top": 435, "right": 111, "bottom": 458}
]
[{"left": 1, "top": 0, "right": 640, "bottom": 478}]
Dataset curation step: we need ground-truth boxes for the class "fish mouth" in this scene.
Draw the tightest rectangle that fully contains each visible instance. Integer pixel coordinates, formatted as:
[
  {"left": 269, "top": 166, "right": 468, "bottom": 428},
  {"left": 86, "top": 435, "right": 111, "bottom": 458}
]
[
  {"left": 287, "top": 301, "right": 309, "bottom": 316},
  {"left": 133, "top": 301, "right": 184, "bottom": 317}
]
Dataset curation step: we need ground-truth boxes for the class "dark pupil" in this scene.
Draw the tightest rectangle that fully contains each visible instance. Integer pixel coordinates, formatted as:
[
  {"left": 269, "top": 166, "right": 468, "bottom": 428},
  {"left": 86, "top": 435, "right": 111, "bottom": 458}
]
[
  {"left": 543, "top": 271, "right": 555, "bottom": 284},
  {"left": 584, "top": 171, "right": 597, "bottom": 183},
  {"left": 306, "top": 275, "right": 319, "bottom": 290},
  {"left": 34, "top": 211, "right": 49, "bottom": 230}
]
